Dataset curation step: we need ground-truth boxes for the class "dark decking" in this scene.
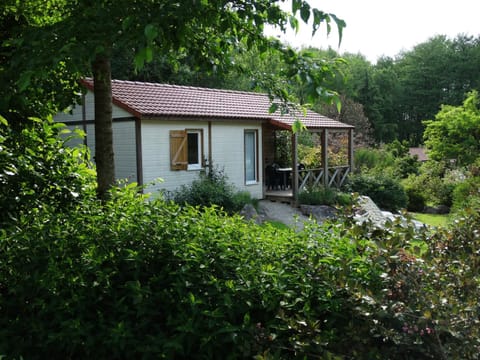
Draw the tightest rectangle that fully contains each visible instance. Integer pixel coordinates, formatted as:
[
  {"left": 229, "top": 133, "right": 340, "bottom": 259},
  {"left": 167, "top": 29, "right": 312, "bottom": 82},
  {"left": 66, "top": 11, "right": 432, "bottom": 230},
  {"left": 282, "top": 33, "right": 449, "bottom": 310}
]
[{"left": 264, "top": 189, "right": 294, "bottom": 204}]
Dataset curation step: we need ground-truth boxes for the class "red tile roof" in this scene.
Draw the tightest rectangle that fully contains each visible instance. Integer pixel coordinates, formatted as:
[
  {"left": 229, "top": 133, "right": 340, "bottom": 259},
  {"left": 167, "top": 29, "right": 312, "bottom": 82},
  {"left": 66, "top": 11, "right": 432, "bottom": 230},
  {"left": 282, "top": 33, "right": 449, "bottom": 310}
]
[
  {"left": 81, "top": 79, "right": 353, "bottom": 130},
  {"left": 409, "top": 147, "right": 428, "bottom": 161}
]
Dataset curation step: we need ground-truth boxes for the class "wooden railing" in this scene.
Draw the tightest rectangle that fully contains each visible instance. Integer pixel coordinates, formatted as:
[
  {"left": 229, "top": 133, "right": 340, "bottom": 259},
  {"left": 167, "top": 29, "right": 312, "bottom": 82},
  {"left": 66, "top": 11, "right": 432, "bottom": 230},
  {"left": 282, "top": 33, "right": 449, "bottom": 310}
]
[{"left": 298, "top": 166, "right": 350, "bottom": 191}]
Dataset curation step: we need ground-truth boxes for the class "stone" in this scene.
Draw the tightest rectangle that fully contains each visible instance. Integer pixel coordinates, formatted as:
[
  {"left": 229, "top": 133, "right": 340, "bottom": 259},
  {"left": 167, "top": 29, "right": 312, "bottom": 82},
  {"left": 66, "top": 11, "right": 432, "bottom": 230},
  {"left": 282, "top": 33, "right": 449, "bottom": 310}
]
[
  {"left": 239, "top": 203, "right": 263, "bottom": 225},
  {"left": 299, "top": 205, "right": 338, "bottom": 222},
  {"left": 424, "top": 205, "right": 450, "bottom": 214}
]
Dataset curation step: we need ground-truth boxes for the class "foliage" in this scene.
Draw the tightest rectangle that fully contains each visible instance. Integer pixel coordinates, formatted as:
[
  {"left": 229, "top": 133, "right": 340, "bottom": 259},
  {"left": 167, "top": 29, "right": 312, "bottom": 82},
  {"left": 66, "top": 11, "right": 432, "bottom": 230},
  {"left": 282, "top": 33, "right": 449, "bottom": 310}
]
[
  {"left": 353, "top": 146, "right": 396, "bottom": 174},
  {"left": 404, "top": 185, "right": 427, "bottom": 212},
  {"left": 451, "top": 176, "right": 480, "bottom": 213},
  {"left": 166, "top": 166, "right": 253, "bottom": 214},
  {"left": 0, "top": 116, "right": 95, "bottom": 226},
  {"left": 424, "top": 90, "right": 480, "bottom": 166},
  {"left": 394, "top": 154, "right": 420, "bottom": 178},
  {"left": 345, "top": 173, "right": 408, "bottom": 211},
  {"left": 402, "top": 161, "right": 460, "bottom": 208},
  {"left": 2, "top": 182, "right": 480, "bottom": 359},
  {"left": 298, "top": 185, "right": 353, "bottom": 206},
  {"left": 0, "top": 185, "right": 378, "bottom": 359}
]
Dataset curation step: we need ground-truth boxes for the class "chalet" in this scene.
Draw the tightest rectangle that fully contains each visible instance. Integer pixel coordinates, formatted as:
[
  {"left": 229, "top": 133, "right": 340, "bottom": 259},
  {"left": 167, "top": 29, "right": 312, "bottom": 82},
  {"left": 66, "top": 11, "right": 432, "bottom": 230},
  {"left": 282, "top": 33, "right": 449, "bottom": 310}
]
[{"left": 55, "top": 79, "right": 354, "bottom": 203}]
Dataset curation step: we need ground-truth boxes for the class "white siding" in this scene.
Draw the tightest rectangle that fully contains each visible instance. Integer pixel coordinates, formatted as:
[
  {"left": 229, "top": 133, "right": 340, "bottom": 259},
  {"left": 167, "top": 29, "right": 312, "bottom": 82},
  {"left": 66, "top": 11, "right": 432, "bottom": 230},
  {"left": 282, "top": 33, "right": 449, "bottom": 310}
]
[
  {"left": 141, "top": 119, "right": 263, "bottom": 199},
  {"left": 113, "top": 121, "right": 137, "bottom": 182},
  {"left": 141, "top": 120, "right": 210, "bottom": 194},
  {"left": 211, "top": 122, "right": 263, "bottom": 199},
  {"left": 54, "top": 90, "right": 132, "bottom": 123},
  {"left": 64, "top": 121, "right": 137, "bottom": 183}
]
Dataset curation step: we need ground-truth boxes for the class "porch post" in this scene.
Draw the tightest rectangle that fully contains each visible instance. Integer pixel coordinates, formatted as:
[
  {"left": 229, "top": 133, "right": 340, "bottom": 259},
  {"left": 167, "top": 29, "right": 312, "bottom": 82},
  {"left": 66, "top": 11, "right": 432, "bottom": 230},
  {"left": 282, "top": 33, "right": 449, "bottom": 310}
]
[
  {"left": 292, "top": 131, "right": 299, "bottom": 205},
  {"left": 322, "top": 129, "right": 328, "bottom": 187},
  {"left": 348, "top": 128, "right": 354, "bottom": 172}
]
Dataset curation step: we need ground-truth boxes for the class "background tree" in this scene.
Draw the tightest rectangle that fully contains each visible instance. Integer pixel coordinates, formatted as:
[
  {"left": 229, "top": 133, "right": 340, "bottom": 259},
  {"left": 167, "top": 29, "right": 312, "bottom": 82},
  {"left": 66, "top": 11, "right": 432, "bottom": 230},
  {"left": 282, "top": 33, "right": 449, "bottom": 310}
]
[{"left": 423, "top": 90, "right": 480, "bottom": 166}]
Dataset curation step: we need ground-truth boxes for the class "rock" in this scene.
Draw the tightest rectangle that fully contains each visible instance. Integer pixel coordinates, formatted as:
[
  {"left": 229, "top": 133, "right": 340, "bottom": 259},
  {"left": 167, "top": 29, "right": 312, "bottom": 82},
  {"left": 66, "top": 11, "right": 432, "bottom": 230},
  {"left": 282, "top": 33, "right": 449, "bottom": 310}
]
[
  {"left": 423, "top": 205, "right": 450, "bottom": 214},
  {"left": 239, "top": 203, "right": 263, "bottom": 225},
  {"left": 299, "top": 205, "right": 337, "bottom": 222}
]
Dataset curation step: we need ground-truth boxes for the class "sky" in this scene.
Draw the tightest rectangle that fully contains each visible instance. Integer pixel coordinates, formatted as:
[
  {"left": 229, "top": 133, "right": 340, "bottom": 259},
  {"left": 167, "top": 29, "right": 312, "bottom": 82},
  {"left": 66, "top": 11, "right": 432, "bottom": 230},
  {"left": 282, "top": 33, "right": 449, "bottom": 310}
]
[{"left": 264, "top": 0, "right": 480, "bottom": 63}]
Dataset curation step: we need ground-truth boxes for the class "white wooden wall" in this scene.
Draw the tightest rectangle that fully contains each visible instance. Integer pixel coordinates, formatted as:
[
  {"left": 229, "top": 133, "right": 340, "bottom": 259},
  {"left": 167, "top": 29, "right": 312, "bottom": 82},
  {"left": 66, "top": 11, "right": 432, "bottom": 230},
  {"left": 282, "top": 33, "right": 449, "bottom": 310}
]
[
  {"left": 59, "top": 121, "right": 137, "bottom": 183},
  {"left": 141, "top": 119, "right": 263, "bottom": 199},
  {"left": 54, "top": 91, "right": 132, "bottom": 122}
]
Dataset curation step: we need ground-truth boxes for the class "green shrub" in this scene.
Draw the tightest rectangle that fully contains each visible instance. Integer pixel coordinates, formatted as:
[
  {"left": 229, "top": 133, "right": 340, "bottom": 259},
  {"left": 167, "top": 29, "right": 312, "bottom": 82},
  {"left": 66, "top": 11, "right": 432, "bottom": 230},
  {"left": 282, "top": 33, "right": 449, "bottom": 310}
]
[
  {"left": 2, "top": 182, "right": 480, "bottom": 359},
  {"left": 354, "top": 147, "right": 395, "bottom": 173},
  {"left": 0, "top": 116, "right": 96, "bottom": 226},
  {"left": 0, "top": 186, "right": 380, "bottom": 359},
  {"left": 405, "top": 186, "right": 427, "bottom": 212},
  {"left": 345, "top": 173, "right": 407, "bottom": 211},
  {"left": 167, "top": 166, "right": 252, "bottom": 213},
  {"left": 298, "top": 185, "right": 353, "bottom": 206},
  {"left": 451, "top": 176, "right": 480, "bottom": 213},
  {"left": 393, "top": 155, "right": 420, "bottom": 178},
  {"left": 402, "top": 161, "right": 461, "bottom": 208}
]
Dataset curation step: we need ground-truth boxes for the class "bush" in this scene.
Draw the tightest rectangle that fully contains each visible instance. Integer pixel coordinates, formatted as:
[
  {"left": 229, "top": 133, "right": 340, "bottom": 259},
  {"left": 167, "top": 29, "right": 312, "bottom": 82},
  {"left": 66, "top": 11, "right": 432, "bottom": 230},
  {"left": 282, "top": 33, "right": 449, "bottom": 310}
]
[
  {"left": 2, "top": 182, "right": 480, "bottom": 359},
  {"left": 298, "top": 185, "right": 353, "bottom": 206},
  {"left": 393, "top": 155, "right": 420, "bottom": 178},
  {"left": 345, "top": 173, "right": 407, "bottom": 211},
  {"left": 405, "top": 186, "right": 427, "bottom": 212},
  {"left": 0, "top": 186, "right": 380, "bottom": 359},
  {"left": 354, "top": 147, "right": 395, "bottom": 173},
  {"left": 451, "top": 176, "right": 480, "bottom": 213},
  {"left": 0, "top": 116, "right": 96, "bottom": 227},
  {"left": 167, "top": 166, "right": 252, "bottom": 213}
]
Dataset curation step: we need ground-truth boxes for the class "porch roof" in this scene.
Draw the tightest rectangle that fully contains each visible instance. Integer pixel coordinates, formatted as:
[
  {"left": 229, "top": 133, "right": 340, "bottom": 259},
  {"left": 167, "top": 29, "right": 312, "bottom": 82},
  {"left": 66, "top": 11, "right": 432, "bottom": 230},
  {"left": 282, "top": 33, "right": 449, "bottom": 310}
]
[{"left": 81, "top": 79, "right": 353, "bottom": 130}]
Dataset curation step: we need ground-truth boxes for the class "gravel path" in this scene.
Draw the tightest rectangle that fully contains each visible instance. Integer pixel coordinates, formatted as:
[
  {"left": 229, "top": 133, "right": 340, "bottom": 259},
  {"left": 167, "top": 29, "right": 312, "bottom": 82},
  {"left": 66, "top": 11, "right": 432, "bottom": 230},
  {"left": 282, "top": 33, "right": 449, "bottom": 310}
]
[
  {"left": 257, "top": 200, "right": 310, "bottom": 229},
  {"left": 258, "top": 196, "right": 399, "bottom": 229}
]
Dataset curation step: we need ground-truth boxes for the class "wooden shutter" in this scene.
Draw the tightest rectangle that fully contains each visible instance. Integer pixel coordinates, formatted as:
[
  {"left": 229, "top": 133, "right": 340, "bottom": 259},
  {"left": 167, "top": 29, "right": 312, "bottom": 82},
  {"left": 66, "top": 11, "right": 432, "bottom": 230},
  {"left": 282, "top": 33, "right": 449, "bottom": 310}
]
[{"left": 170, "top": 130, "right": 188, "bottom": 170}]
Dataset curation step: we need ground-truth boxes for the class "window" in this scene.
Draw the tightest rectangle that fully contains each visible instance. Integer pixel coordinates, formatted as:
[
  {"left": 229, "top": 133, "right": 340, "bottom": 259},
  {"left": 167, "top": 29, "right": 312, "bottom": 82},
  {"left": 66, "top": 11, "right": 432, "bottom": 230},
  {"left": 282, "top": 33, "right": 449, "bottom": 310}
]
[
  {"left": 187, "top": 130, "right": 202, "bottom": 170},
  {"left": 170, "top": 129, "right": 203, "bottom": 171},
  {"left": 244, "top": 130, "right": 258, "bottom": 184}
]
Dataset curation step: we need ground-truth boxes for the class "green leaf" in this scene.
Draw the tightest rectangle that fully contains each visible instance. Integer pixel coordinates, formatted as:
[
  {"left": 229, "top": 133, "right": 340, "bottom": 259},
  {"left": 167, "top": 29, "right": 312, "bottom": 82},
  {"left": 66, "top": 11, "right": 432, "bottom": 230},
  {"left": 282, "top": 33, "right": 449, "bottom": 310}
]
[
  {"left": 292, "top": 119, "right": 306, "bottom": 133},
  {"left": 292, "top": 0, "right": 302, "bottom": 13},
  {"left": 134, "top": 48, "right": 146, "bottom": 70},
  {"left": 17, "top": 71, "right": 33, "bottom": 92},
  {"left": 144, "top": 24, "right": 158, "bottom": 44},
  {"left": 330, "top": 14, "right": 346, "bottom": 46},
  {"left": 269, "top": 103, "right": 279, "bottom": 114},
  {"left": 289, "top": 15, "right": 299, "bottom": 33},
  {"left": 300, "top": 3, "right": 310, "bottom": 23},
  {"left": 0, "top": 116, "right": 8, "bottom": 127},
  {"left": 121, "top": 16, "right": 133, "bottom": 31},
  {"left": 145, "top": 46, "right": 153, "bottom": 63}
]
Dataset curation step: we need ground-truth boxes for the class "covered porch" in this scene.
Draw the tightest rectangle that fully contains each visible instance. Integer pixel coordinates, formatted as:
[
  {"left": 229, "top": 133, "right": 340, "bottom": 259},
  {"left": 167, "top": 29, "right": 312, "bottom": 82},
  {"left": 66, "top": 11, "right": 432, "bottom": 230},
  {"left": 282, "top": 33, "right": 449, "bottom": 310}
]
[{"left": 262, "top": 119, "right": 354, "bottom": 205}]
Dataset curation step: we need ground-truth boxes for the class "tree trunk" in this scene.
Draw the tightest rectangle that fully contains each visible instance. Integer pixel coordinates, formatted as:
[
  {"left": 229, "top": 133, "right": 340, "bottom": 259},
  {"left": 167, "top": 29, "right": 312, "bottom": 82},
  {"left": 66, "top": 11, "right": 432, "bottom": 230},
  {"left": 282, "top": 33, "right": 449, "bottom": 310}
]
[{"left": 92, "top": 54, "right": 115, "bottom": 200}]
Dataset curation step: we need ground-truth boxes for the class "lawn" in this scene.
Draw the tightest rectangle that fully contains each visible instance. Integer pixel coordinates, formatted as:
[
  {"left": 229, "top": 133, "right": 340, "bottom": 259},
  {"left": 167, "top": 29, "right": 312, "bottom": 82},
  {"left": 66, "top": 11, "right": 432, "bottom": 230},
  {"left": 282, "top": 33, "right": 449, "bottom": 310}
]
[{"left": 410, "top": 212, "right": 449, "bottom": 227}]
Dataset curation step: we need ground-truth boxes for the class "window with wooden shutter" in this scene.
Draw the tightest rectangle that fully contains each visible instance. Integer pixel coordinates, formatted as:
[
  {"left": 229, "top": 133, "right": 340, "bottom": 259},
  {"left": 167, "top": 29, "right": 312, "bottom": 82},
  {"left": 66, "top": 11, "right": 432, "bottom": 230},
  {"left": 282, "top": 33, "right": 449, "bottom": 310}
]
[{"left": 170, "top": 130, "right": 188, "bottom": 170}]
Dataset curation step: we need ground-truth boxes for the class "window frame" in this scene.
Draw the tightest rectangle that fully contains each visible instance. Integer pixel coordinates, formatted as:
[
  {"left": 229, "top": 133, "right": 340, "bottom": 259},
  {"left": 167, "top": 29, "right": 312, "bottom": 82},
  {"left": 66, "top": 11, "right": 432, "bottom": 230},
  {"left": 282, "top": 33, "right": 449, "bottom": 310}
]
[
  {"left": 186, "top": 129, "right": 203, "bottom": 171},
  {"left": 244, "top": 129, "right": 259, "bottom": 185}
]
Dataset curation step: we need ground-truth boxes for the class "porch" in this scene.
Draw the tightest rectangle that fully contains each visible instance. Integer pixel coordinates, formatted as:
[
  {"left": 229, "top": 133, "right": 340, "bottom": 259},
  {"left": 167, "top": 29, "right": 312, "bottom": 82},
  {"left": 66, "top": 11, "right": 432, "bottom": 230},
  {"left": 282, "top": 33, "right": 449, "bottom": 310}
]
[
  {"left": 262, "top": 120, "right": 354, "bottom": 205},
  {"left": 264, "top": 165, "right": 351, "bottom": 203}
]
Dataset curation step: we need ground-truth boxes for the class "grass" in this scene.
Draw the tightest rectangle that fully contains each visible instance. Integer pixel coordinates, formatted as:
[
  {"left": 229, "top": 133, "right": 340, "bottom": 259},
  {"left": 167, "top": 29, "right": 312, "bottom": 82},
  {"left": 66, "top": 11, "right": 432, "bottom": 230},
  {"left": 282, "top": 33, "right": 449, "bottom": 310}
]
[
  {"left": 263, "top": 220, "right": 290, "bottom": 230},
  {"left": 410, "top": 212, "right": 449, "bottom": 227}
]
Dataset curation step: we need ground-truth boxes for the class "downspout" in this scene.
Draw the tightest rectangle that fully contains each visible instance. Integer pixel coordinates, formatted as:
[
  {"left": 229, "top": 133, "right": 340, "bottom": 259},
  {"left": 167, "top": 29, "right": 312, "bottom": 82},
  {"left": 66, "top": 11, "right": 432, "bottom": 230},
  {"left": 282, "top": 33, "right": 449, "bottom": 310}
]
[
  {"left": 135, "top": 117, "right": 143, "bottom": 190},
  {"left": 208, "top": 121, "right": 213, "bottom": 173},
  {"left": 82, "top": 93, "right": 87, "bottom": 146}
]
